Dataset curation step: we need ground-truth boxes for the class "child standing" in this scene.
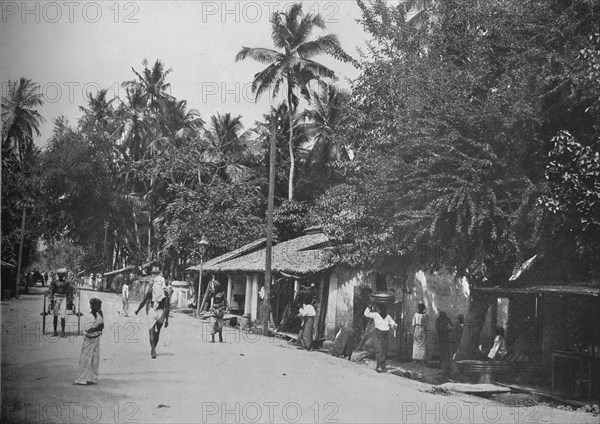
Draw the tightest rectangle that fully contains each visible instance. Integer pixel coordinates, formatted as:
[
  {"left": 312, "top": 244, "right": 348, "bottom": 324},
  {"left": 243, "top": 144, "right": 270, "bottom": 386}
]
[
  {"left": 74, "top": 298, "right": 104, "bottom": 385},
  {"left": 211, "top": 292, "right": 228, "bottom": 343}
]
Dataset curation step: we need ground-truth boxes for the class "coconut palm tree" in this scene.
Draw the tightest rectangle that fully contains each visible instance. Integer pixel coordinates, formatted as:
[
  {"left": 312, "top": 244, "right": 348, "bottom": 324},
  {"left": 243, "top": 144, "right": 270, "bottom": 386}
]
[
  {"left": 235, "top": 3, "right": 342, "bottom": 200},
  {"left": 124, "top": 59, "right": 174, "bottom": 110},
  {"left": 146, "top": 98, "right": 205, "bottom": 156},
  {"left": 205, "top": 112, "right": 260, "bottom": 183},
  {"left": 78, "top": 88, "right": 115, "bottom": 134},
  {"left": 255, "top": 103, "right": 312, "bottom": 199},
  {"left": 1, "top": 78, "right": 45, "bottom": 166},
  {"left": 301, "top": 83, "right": 351, "bottom": 180}
]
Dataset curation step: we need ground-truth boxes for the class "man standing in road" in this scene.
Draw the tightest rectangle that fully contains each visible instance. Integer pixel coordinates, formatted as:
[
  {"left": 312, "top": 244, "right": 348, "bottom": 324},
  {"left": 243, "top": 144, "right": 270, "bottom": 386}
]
[
  {"left": 48, "top": 268, "right": 72, "bottom": 337},
  {"left": 135, "top": 267, "right": 172, "bottom": 358}
]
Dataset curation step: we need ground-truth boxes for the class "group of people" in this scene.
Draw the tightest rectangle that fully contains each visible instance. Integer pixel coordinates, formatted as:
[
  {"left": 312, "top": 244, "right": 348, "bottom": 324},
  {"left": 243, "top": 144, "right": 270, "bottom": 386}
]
[
  {"left": 68, "top": 266, "right": 234, "bottom": 386},
  {"left": 359, "top": 301, "right": 467, "bottom": 376}
]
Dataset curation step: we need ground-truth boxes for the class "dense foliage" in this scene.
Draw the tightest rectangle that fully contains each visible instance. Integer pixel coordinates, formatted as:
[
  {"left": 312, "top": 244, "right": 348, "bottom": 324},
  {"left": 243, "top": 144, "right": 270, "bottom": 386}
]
[
  {"left": 312, "top": 0, "right": 600, "bottom": 283},
  {"left": 2, "top": 1, "right": 598, "bottom": 286}
]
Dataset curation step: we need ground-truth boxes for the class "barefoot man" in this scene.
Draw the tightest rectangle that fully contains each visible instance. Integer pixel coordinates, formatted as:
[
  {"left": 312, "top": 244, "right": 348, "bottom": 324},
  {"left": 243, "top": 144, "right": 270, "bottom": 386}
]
[
  {"left": 135, "top": 267, "right": 172, "bottom": 358},
  {"left": 48, "top": 268, "right": 73, "bottom": 337}
]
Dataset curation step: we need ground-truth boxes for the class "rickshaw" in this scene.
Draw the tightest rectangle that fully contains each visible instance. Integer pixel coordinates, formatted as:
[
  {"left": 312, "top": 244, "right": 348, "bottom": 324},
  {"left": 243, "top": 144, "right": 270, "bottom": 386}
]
[{"left": 41, "top": 281, "right": 83, "bottom": 335}]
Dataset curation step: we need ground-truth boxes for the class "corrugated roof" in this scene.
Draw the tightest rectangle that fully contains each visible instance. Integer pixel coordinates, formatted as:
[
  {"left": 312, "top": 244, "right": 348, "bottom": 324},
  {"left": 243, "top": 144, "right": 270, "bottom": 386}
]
[
  {"left": 103, "top": 265, "right": 137, "bottom": 277},
  {"left": 473, "top": 284, "right": 599, "bottom": 297},
  {"left": 195, "top": 232, "right": 336, "bottom": 275}
]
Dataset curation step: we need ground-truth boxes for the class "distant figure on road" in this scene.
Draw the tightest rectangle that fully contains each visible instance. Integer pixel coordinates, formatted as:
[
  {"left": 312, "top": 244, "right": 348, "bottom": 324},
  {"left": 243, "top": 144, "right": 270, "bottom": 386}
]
[
  {"left": 135, "top": 267, "right": 172, "bottom": 358},
  {"left": 412, "top": 302, "right": 429, "bottom": 363},
  {"left": 121, "top": 280, "right": 130, "bottom": 317},
  {"left": 74, "top": 297, "right": 104, "bottom": 385},
  {"left": 297, "top": 298, "right": 317, "bottom": 351},
  {"left": 364, "top": 304, "right": 397, "bottom": 372},
  {"left": 210, "top": 291, "right": 228, "bottom": 343}
]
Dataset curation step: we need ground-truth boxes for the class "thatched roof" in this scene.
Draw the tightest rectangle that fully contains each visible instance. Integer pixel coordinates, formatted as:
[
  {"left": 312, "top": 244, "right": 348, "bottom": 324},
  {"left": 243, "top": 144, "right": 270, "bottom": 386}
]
[
  {"left": 187, "top": 238, "right": 267, "bottom": 272},
  {"left": 187, "top": 231, "right": 336, "bottom": 275}
]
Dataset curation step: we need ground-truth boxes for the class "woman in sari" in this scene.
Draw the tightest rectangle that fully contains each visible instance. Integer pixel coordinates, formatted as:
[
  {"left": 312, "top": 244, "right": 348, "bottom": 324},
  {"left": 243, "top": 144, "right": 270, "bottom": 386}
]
[
  {"left": 74, "top": 298, "right": 104, "bottom": 385},
  {"left": 298, "top": 299, "right": 317, "bottom": 351},
  {"left": 412, "top": 302, "right": 429, "bottom": 363}
]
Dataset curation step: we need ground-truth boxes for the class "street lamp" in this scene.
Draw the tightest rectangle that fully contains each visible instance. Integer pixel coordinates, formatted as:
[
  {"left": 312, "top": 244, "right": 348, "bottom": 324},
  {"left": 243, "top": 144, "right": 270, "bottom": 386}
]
[{"left": 196, "top": 236, "right": 209, "bottom": 316}]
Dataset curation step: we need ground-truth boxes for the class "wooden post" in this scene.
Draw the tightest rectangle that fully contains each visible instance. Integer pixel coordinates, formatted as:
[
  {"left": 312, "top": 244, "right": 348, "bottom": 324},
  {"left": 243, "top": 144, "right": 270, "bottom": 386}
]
[
  {"left": 15, "top": 208, "right": 27, "bottom": 299},
  {"left": 244, "top": 275, "right": 252, "bottom": 316},
  {"left": 226, "top": 275, "right": 233, "bottom": 307},
  {"left": 251, "top": 274, "right": 259, "bottom": 321},
  {"left": 262, "top": 120, "right": 277, "bottom": 331}
]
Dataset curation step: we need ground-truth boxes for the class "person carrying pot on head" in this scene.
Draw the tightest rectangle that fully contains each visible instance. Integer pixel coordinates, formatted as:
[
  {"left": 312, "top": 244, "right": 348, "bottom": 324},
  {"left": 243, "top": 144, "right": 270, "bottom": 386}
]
[{"left": 364, "top": 303, "right": 397, "bottom": 373}]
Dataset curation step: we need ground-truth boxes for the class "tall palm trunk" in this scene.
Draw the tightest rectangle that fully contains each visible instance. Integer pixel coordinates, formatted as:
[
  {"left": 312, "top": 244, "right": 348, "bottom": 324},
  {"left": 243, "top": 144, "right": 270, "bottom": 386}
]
[
  {"left": 147, "top": 210, "right": 152, "bottom": 259},
  {"left": 287, "top": 81, "right": 295, "bottom": 201},
  {"left": 133, "top": 211, "right": 141, "bottom": 248}
]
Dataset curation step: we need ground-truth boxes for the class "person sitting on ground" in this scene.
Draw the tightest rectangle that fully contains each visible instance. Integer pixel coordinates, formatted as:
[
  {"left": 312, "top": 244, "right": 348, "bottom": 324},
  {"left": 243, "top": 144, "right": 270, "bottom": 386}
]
[
  {"left": 487, "top": 326, "right": 508, "bottom": 360},
  {"left": 487, "top": 325, "right": 530, "bottom": 363}
]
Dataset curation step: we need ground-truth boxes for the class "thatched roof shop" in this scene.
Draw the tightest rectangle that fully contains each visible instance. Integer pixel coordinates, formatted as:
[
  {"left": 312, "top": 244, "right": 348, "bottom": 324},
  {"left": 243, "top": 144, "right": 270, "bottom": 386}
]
[{"left": 187, "top": 230, "right": 335, "bottom": 275}]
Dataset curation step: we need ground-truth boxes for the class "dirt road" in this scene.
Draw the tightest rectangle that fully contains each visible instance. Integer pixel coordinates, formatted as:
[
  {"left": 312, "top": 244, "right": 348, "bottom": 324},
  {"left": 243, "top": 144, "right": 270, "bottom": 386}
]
[{"left": 1, "top": 288, "right": 596, "bottom": 423}]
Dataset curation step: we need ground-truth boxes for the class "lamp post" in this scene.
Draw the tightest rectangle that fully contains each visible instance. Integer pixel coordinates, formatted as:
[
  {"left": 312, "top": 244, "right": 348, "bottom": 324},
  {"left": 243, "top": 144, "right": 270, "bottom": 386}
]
[{"left": 196, "top": 236, "right": 209, "bottom": 316}]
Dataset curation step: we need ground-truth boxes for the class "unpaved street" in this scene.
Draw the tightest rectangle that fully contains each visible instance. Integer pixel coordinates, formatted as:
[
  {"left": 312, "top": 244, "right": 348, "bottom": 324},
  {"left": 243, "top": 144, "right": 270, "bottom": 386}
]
[{"left": 1, "top": 288, "right": 596, "bottom": 424}]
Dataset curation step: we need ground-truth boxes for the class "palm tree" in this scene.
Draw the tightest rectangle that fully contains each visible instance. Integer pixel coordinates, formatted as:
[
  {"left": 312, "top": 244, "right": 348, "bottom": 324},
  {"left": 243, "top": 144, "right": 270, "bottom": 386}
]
[
  {"left": 301, "top": 83, "right": 351, "bottom": 184},
  {"left": 1, "top": 78, "right": 45, "bottom": 166},
  {"left": 255, "top": 103, "right": 311, "bottom": 199},
  {"left": 78, "top": 88, "right": 115, "bottom": 134},
  {"left": 146, "top": 98, "right": 205, "bottom": 156},
  {"left": 124, "top": 59, "right": 174, "bottom": 110},
  {"left": 235, "top": 3, "right": 342, "bottom": 200},
  {"left": 205, "top": 112, "right": 260, "bottom": 183}
]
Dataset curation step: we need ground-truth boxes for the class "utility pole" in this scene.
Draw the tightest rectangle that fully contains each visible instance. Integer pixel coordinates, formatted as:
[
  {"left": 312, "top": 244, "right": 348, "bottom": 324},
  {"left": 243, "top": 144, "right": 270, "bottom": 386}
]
[
  {"left": 262, "top": 118, "right": 278, "bottom": 332},
  {"left": 103, "top": 220, "right": 109, "bottom": 272},
  {"left": 15, "top": 207, "right": 27, "bottom": 299}
]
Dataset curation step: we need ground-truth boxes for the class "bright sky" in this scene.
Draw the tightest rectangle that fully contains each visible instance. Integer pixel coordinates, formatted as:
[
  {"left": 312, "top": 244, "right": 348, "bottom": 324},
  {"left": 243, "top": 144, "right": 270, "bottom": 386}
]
[{"left": 1, "top": 0, "right": 370, "bottom": 146}]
